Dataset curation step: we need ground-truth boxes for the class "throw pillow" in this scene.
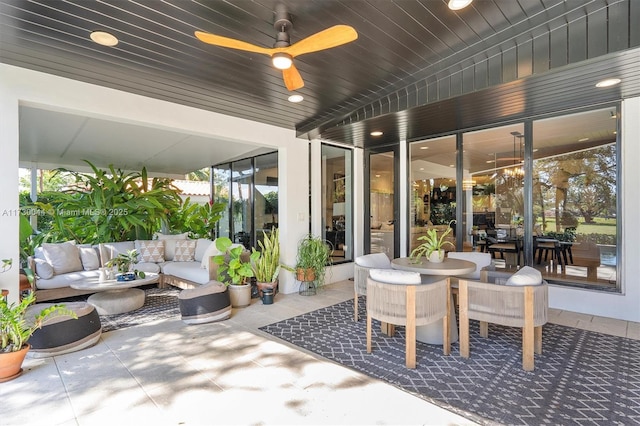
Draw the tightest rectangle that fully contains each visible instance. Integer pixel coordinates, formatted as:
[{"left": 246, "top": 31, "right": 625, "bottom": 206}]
[
  {"left": 174, "top": 240, "right": 197, "bottom": 262},
  {"left": 154, "top": 232, "right": 189, "bottom": 261},
  {"left": 78, "top": 245, "right": 101, "bottom": 271},
  {"left": 41, "top": 241, "right": 83, "bottom": 275},
  {"left": 505, "top": 266, "right": 543, "bottom": 286},
  {"left": 138, "top": 240, "right": 165, "bottom": 263},
  {"left": 33, "top": 258, "right": 54, "bottom": 279}
]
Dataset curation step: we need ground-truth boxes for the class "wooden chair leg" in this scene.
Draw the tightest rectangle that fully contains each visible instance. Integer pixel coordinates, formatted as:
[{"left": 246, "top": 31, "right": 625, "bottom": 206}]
[
  {"left": 366, "top": 314, "right": 372, "bottom": 353},
  {"left": 479, "top": 321, "right": 489, "bottom": 338},
  {"left": 522, "top": 286, "right": 535, "bottom": 371},
  {"left": 534, "top": 326, "right": 542, "bottom": 354},
  {"left": 406, "top": 286, "right": 416, "bottom": 368},
  {"left": 354, "top": 291, "right": 358, "bottom": 322},
  {"left": 459, "top": 280, "right": 470, "bottom": 359}
]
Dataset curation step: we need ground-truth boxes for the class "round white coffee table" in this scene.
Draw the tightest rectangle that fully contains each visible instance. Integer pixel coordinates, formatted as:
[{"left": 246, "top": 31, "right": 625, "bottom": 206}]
[{"left": 70, "top": 273, "right": 160, "bottom": 315}]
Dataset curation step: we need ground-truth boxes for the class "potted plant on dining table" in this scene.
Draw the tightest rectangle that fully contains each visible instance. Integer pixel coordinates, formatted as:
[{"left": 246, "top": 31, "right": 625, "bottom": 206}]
[{"left": 410, "top": 221, "right": 455, "bottom": 263}]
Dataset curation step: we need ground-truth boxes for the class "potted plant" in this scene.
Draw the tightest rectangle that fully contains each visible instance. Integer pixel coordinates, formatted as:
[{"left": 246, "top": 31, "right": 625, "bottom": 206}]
[
  {"left": 1, "top": 258, "right": 77, "bottom": 382},
  {"left": 251, "top": 227, "right": 293, "bottom": 298},
  {"left": 410, "top": 221, "right": 455, "bottom": 263},
  {"left": 295, "top": 234, "right": 332, "bottom": 288},
  {"left": 213, "top": 237, "right": 259, "bottom": 307},
  {"left": 105, "top": 249, "right": 146, "bottom": 281}
]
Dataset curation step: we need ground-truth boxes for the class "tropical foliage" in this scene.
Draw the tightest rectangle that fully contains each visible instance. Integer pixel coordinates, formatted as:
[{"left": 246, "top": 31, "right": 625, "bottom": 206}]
[
  {"left": 252, "top": 227, "right": 293, "bottom": 283},
  {"left": 295, "top": 235, "right": 332, "bottom": 287},
  {"left": 212, "top": 237, "right": 259, "bottom": 285},
  {"left": 410, "top": 221, "right": 455, "bottom": 261},
  {"left": 165, "top": 197, "right": 225, "bottom": 239}
]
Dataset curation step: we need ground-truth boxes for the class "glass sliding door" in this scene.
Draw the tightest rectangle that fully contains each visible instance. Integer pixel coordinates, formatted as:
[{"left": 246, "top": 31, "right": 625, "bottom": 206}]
[
  {"left": 321, "top": 144, "right": 353, "bottom": 263},
  {"left": 212, "top": 164, "right": 231, "bottom": 239},
  {"left": 532, "top": 107, "right": 619, "bottom": 289},
  {"left": 366, "top": 147, "right": 398, "bottom": 259},
  {"left": 231, "top": 158, "right": 253, "bottom": 249},
  {"left": 462, "top": 124, "right": 525, "bottom": 270},
  {"left": 254, "top": 153, "right": 279, "bottom": 249},
  {"left": 409, "top": 135, "right": 458, "bottom": 254}
]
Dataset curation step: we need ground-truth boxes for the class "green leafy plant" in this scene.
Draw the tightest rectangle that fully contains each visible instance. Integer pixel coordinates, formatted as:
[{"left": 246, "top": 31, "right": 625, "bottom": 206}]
[
  {"left": 252, "top": 227, "right": 293, "bottom": 283},
  {"left": 30, "top": 161, "right": 182, "bottom": 244},
  {"left": 105, "top": 249, "right": 146, "bottom": 278},
  {"left": 1, "top": 259, "right": 77, "bottom": 353},
  {"left": 165, "top": 197, "right": 225, "bottom": 239},
  {"left": 410, "top": 221, "right": 455, "bottom": 262},
  {"left": 295, "top": 234, "right": 332, "bottom": 287},
  {"left": 213, "top": 237, "right": 259, "bottom": 285}
]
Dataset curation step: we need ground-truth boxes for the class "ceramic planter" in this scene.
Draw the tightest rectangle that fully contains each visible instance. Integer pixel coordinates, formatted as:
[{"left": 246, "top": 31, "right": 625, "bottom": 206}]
[
  {"left": 428, "top": 250, "right": 445, "bottom": 263},
  {"left": 228, "top": 283, "right": 251, "bottom": 308},
  {"left": 0, "top": 344, "right": 30, "bottom": 382}
]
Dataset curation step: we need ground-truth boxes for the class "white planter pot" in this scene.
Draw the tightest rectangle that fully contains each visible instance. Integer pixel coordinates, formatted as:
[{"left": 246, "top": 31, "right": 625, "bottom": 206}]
[
  {"left": 228, "top": 283, "right": 251, "bottom": 308},
  {"left": 428, "top": 250, "right": 445, "bottom": 263}
]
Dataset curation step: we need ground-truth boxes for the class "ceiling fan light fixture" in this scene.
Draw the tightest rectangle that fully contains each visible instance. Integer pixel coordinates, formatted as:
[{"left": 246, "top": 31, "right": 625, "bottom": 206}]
[
  {"left": 448, "top": 0, "right": 473, "bottom": 10},
  {"left": 272, "top": 52, "right": 293, "bottom": 70},
  {"left": 288, "top": 94, "right": 303, "bottom": 103},
  {"left": 90, "top": 31, "right": 118, "bottom": 47},
  {"left": 370, "top": 131, "right": 383, "bottom": 136}
]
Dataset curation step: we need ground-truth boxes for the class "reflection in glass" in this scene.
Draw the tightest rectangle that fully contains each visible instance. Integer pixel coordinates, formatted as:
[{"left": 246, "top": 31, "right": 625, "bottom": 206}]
[
  {"left": 213, "top": 164, "right": 231, "bottom": 238},
  {"left": 369, "top": 151, "right": 394, "bottom": 259},
  {"left": 322, "top": 145, "right": 352, "bottom": 263},
  {"left": 232, "top": 158, "right": 253, "bottom": 249},
  {"left": 254, "top": 153, "right": 279, "bottom": 249},
  {"left": 533, "top": 107, "right": 618, "bottom": 288},
  {"left": 410, "top": 136, "right": 458, "bottom": 254}
]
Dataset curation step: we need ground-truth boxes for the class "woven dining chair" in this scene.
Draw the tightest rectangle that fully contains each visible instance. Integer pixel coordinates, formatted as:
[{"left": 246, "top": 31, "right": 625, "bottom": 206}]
[
  {"left": 458, "top": 267, "right": 548, "bottom": 371},
  {"left": 353, "top": 253, "right": 391, "bottom": 321},
  {"left": 366, "top": 269, "right": 451, "bottom": 369}
]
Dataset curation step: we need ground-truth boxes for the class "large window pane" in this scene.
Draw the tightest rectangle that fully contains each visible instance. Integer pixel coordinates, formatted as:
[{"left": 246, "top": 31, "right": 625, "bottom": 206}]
[
  {"left": 231, "top": 159, "right": 253, "bottom": 249},
  {"left": 213, "top": 164, "right": 231, "bottom": 238},
  {"left": 254, "top": 153, "right": 279, "bottom": 248},
  {"left": 533, "top": 107, "right": 618, "bottom": 289},
  {"left": 322, "top": 145, "right": 352, "bottom": 263},
  {"left": 409, "top": 136, "right": 457, "bottom": 254}
]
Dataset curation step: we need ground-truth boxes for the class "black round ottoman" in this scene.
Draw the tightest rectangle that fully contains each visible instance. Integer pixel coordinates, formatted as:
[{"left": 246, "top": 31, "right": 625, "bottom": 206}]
[
  {"left": 26, "top": 302, "right": 102, "bottom": 358},
  {"left": 178, "top": 281, "right": 231, "bottom": 324}
]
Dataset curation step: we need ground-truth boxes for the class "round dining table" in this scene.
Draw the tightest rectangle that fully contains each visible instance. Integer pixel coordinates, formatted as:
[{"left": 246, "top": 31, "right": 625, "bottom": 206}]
[{"left": 391, "top": 257, "right": 476, "bottom": 345}]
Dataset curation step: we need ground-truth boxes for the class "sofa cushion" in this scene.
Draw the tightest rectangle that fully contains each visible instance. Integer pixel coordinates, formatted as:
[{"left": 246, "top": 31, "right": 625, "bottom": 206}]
[
  {"left": 162, "top": 261, "right": 210, "bottom": 285},
  {"left": 505, "top": 266, "right": 543, "bottom": 286},
  {"left": 99, "top": 241, "right": 135, "bottom": 264},
  {"left": 34, "top": 258, "right": 54, "bottom": 279},
  {"left": 174, "top": 240, "right": 197, "bottom": 262},
  {"left": 136, "top": 240, "right": 165, "bottom": 263},
  {"left": 78, "top": 245, "right": 100, "bottom": 271},
  {"left": 369, "top": 268, "right": 421, "bottom": 285},
  {"left": 200, "top": 240, "right": 222, "bottom": 269},
  {"left": 42, "top": 242, "right": 83, "bottom": 275},
  {"left": 154, "top": 232, "right": 189, "bottom": 261},
  {"left": 355, "top": 253, "right": 391, "bottom": 269},
  {"left": 194, "top": 239, "right": 213, "bottom": 262},
  {"left": 135, "top": 262, "right": 161, "bottom": 274},
  {"left": 35, "top": 270, "right": 101, "bottom": 290}
]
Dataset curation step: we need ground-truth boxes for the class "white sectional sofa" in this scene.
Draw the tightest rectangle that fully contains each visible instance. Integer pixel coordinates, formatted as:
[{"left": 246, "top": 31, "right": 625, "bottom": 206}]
[{"left": 29, "top": 234, "right": 243, "bottom": 302}]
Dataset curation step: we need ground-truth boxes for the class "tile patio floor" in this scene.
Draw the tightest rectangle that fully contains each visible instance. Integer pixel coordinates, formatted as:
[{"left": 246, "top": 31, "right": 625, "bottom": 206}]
[{"left": 1, "top": 280, "right": 638, "bottom": 426}]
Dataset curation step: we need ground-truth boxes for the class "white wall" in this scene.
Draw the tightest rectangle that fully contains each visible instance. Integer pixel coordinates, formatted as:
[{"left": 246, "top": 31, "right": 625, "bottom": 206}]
[
  {"left": 0, "top": 64, "right": 309, "bottom": 300},
  {"left": 547, "top": 96, "right": 640, "bottom": 322}
]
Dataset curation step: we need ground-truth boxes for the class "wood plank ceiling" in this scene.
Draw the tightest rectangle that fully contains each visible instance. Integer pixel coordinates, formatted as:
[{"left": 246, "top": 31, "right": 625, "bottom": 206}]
[{"left": 1, "top": 0, "right": 639, "bottom": 153}]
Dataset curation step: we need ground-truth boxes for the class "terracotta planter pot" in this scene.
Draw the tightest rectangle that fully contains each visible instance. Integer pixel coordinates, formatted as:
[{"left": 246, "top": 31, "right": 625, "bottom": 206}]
[
  {"left": 256, "top": 280, "right": 278, "bottom": 297},
  {"left": 0, "top": 344, "right": 30, "bottom": 382},
  {"left": 296, "top": 268, "right": 316, "bottom": 282},
  {"left": 228, "top": 283, "right": 251, "bottom": 308}
]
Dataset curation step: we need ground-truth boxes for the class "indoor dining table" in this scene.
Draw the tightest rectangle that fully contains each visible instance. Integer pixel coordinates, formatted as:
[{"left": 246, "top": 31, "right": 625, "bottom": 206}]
[{"left": 391, "top": 257, "right": 476, "bottom": 345}]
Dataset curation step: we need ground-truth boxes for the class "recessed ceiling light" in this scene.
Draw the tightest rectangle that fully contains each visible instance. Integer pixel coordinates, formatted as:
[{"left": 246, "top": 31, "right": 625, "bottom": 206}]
[
  {"left": 375, "top": 174, "right": 381, "bottom": 178},
  {"left": 578, "top": 137, "right": 589, "bottom": 142},
  {"left": 370, "top": 131, "right": 383, "bottom": 136},
  {"left": 288, "top": 94, "right": 304, "bottom": 103},
  {"left": 448, "top": 0, "right": 473, "bottom": 10},
  {"left": 419, "top": 146, "right": 429, "bottom": 150},
  {"left": 486, "top": 160, "right": 495, "bottom": 163},
  {"left": 595, "top": 78, "right": 621, "bottom": 88},
  {"left": 419, "top": 168, "right": 424, "bottom": 171},
  {"left": 90, "top": 31, "right": 118, "bottom": 47}
]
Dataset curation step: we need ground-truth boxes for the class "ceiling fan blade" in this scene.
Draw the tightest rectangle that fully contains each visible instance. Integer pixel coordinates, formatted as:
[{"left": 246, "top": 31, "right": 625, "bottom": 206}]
[
  {"left": 283, "top": 64, "right": 304, "bottom": 91},
  {"left": 284, "top": 25, "right": 358, "bottom": 57},
  {"left": 194, "top": 31, "right": 274, "bottom": 55}
]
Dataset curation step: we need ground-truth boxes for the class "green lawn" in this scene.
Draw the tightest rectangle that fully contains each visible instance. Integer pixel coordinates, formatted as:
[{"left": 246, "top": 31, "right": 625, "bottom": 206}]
[{"left": 538, "top": 218, "right": 616, "bottom": 236}]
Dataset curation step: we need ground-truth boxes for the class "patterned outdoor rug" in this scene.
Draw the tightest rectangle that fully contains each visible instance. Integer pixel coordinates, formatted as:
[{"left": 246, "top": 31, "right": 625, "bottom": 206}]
[
  {"left": 57, "top": 285, "right": 181, "bottom": 333},
  {"left": 260, "top": 297, "right": 640, "bottom": 426}
]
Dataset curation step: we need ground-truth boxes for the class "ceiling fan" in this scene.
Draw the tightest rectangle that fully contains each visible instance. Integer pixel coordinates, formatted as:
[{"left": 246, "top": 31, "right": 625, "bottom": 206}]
[{"left": 194, "top": 4, "right": 358, "bottom": 91}]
